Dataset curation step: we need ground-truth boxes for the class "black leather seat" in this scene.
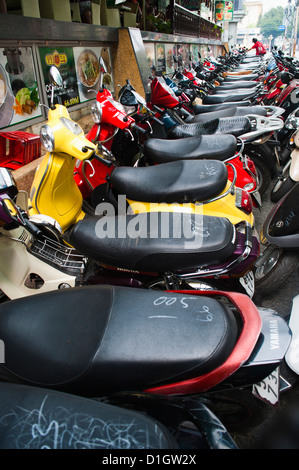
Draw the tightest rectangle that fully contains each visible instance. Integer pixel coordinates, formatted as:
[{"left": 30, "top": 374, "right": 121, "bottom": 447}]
[
  {"left": 110, "top": 160, "right": 228, "bottom": 203},
  {"left": 167, "top": 117, "right": 251, "bottom": 139},
  {"left": 217, "top": 81, "right": 259, "bottom": 89},
  {"left": 193, "top": 101, "right": 251, "bottom": 114},
  {"left": 224, "top": 74, "right": 259, "bottom": 81},
  {"left": 212, "top": 86, "right": 260, "bottom": 95},
  {"left": 191, "top": 106, "right": 267, "bottom": 123},
  {"left": 0, "top": 285, "right": 239, "bottom": 395},
  {"left": 68, "top": 212, "right": 237, "bottom": 272},
  {"left": 0, "top": 382, "right": 177, "bottom": 449},
  {"left": 143, "top": 134, "right": 237, "bottom": 163},
  {"left": 202, "top": 90, "right": 257, "bottom": 104}
]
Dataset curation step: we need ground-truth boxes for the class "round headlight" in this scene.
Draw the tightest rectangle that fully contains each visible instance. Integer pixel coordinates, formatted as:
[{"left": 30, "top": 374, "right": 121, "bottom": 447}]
[
  {"left": 40, "top": 125, "right": 55, "bottom": 152},
  {"left": 91, "top": 101, "right": 102, "bottom": 123},
  {"left": 123, "top": 104, "right": 138, "bottom": 115},
  {"left": 285, "top": 110, "right": 299, "bottom": 129}
]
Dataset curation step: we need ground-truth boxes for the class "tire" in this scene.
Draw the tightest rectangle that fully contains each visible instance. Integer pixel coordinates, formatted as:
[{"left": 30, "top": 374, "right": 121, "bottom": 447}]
[
  {"left": 254, "top": 246, "right": 299, "bottom": 295},
  {"left": 270, "top": 175, "right": 296, "bottom": 203},
  {"left": 202, "top": 390, "right": 271, "bottom": 433},
  {"left": 248, "top": 154, "right": 272, "bottom": 196}
]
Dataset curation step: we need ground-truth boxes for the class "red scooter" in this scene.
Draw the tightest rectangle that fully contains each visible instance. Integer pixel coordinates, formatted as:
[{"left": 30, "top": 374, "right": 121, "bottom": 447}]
[{"left": 75, "top": 74, "right": 261, "bottom": 208}]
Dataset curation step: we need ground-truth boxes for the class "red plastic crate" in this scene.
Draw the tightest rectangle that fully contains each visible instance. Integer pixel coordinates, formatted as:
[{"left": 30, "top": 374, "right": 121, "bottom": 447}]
[{"left": 0, "top": 131, "right": 41, "bottom": 171}]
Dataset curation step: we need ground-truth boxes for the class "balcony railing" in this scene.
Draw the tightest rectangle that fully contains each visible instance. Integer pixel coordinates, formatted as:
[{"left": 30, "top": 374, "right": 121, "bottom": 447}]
[
  {"left": 171, "top": 4, "right": 222, "bottom": 40},
  {"left": 145, "top": 2, "right": 222, "bottom": 40}
]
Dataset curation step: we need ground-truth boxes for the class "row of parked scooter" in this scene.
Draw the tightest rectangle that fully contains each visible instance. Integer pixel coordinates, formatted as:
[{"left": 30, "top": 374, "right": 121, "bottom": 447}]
[{"left": 0, "top": 48, "right": 298, "bottom": 449}]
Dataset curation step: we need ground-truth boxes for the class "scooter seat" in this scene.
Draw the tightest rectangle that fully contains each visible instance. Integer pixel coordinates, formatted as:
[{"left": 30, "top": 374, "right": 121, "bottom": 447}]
[
  {"left": 0, "top": 285, "right": 239, "bottom": 394},
  {"left": 68, "top": 212, "right": 237, "bottom": 272},
  {"left": 191, "top": 106, "right": 267, "bottom": 123},
  {"left": 167, "top": 117, "right": 251, "bottom": 139},
  {"left": 202, "top": 90, "right": 257, "bottom": 104},
  {"left": 193, "top": 101, "right": 251, "bottom": 114},
  {"left": 224, "top": 74, "right": 259, "bottom": 81},
  {"left": 0, "top": 382, "right": 177, "bottom": 449},
  {"left": 143, "top": 134, "right": 237, "bottom": 164},
  {"left": 217, "top": 81, "right": 259, "bottom": 89},
  {"left": 110, "top": 160, "right": 228, "bottom": 203}
]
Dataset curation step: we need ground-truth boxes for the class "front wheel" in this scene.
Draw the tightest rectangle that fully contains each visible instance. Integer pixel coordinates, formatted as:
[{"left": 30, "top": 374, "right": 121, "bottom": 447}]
[{"left": 254, "top": 246, "right": 299, "bottom": 295}]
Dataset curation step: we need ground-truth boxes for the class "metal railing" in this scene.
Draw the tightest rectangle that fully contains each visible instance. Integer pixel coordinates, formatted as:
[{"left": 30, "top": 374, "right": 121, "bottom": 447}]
[{"left": 171, "top": 3, "right": 222, "bottom": 40}]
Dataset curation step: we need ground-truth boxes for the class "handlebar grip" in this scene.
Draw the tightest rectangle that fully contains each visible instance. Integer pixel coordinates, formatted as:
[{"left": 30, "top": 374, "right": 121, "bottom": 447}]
[
  {"left": 131, "top": 123, "right": 147, "bottom": 134},
  {"left": 93, "top": 153, "right": 114, "bottom": 167},
  {"left": 26, "top": 219, "right": 43, "bottom": 238}
]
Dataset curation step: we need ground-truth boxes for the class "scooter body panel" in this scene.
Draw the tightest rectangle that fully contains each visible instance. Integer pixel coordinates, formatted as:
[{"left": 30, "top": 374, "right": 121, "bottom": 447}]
[
  {"left": 263, "top": 183, "right": 299, "bottom": 247},
  {"left": 29, "top": 152, "right": 85, "bottom": 232},
  {"left": 127, "top": 182, "right": 255, "bottom": 227},
  {"left": 289, "top": 148, "right": 299, "bottom": 182},
  {"left": 0, "top": 227, "right": 78, "bottom": 299},
  {"left": 285, "top": 294, "right": 299, "bottom": 374}
]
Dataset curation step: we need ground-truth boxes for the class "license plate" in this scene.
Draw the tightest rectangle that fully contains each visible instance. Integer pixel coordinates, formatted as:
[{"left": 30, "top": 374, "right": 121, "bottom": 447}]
[
  {"left": 252, "top": 367, "right": 280, "bottom": 406},
  {"left": 239, "top": 271, "right": 255, "bottom": 298}
]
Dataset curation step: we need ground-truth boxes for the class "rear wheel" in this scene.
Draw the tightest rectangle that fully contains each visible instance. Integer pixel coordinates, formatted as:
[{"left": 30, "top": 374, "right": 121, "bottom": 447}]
[
  {"left": 254, "top": 246, "right": 299, "bottom": 295},
  {"left": 248, "top": 154, "right": 272, "bottom": 196},
  {"left": 203, "top": 390, "right": 271, "bottom": 433}
]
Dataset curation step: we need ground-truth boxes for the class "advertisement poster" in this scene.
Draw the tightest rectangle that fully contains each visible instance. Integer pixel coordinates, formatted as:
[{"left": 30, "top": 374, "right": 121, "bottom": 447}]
[
  {"left": 39, "top": 46, "right": 113, "bottom": 108},
  {"left": 215, "top": 1, "right": 234, "bottom": 21},
  {"left": 39, "top": 46, "right": 81, "bottom": 108},
  {"left": 176, "top": 44, "right": 190, "bottom": 68},
  {"left": 155, "top": 43, "right": 166, "bottom": 72},
  {"left": 73, "top": 46, "right": 107, "bottom": 103},
  {"left": 0, "top": 47, "right": 42, "bottom": 130},
  {"left": 165, "top": 43, "right": 175, "bottom": 74},
  {"left": 191, "top": 44, "right": 201, "bottom": 63},
  {"left": 144, "top": 43, "right": 155, "bottom": 70}
]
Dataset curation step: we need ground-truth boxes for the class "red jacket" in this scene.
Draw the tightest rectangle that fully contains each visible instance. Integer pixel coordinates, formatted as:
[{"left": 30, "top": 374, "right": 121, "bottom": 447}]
[{"left": 252, "top": 41, "right": 266, "bottom": 55}]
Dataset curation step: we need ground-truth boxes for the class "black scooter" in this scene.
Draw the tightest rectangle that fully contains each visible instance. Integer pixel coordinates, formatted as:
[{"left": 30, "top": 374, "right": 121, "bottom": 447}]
[{"left": 255, "top": 182, "right": 299, "bottom": 294}]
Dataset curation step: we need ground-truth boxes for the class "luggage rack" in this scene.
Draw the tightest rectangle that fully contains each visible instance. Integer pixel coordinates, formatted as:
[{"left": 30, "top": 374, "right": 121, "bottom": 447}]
[{"left": 27, "top": 235, "right": 86, "bottom": 276}]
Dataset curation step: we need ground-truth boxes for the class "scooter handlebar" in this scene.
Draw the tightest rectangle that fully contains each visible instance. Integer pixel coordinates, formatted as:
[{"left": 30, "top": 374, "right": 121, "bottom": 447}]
[
  {"left": 25, "top": 219, "right": 43, "bottom": 238},
  {"left": 131, "top": 123, "right": 148, "bottom": 135},
  {"left": 92, "top": 152, "right": 114, "bottom": 168}
]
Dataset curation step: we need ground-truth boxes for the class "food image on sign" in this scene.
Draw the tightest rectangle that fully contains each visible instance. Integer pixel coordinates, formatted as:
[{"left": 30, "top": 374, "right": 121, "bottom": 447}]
[
  {"left": 12, "top": 85, "right": 39, "bottom": 116},
  {"left": 77, "top": 50, "right": 100, "bottom": 88},
  {"left": 215, "top": 0, "right": 233, "bottom": 21}
]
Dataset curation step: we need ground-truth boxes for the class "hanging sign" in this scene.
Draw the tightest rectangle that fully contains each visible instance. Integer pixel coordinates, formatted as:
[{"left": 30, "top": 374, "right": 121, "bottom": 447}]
[{"left": 215, "top": 1, "right": 234, "bottom": 21}]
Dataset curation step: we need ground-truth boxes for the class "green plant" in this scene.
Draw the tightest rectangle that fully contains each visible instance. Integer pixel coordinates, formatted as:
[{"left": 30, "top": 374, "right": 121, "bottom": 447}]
[{"left": 147, "top": 15, "right": 172, "bottom": 33}]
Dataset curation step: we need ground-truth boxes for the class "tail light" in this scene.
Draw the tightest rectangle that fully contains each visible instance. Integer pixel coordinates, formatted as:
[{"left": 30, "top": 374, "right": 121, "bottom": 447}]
[{"left": 235, "top": 188, "right": 253, "bottom": 214}]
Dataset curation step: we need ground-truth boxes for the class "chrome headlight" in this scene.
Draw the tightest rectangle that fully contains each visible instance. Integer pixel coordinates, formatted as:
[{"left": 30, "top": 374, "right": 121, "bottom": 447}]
[
  {"left": 40, "top": 125, "right": 55, "bottom": 152},
  {"left": 123, "top": 104, "right": 138, "bottom": 115},
  {"left": 59, "top": 117, "right": 82, "bottom": 135},
  {"left": 285, "top": 109, "right": 299, "bottom": 129},
  {"left": 91, "top": 101, "right": 102, "bottom": 123}
]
